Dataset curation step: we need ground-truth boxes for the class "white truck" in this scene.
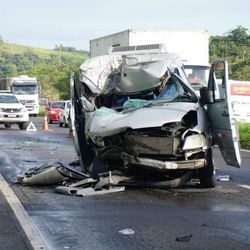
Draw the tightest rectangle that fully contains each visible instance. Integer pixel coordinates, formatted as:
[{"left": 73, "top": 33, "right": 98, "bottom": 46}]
[
  {"left": 0, "top": 75, "right": 40, "bottom": 116},
  {"left": 90, "top": 29, "right": 210, "bottom": 88}
]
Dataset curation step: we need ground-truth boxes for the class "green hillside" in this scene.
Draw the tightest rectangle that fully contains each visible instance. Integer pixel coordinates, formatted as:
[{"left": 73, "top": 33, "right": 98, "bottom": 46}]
[{"left": 0, "top": 40, "right": 88, "bottom": 100}]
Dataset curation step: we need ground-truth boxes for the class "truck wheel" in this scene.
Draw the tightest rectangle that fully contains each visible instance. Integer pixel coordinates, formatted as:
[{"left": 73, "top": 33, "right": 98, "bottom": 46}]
[
  {"left": 18, "top": 122, "right": 28, "bottom": 130},
  {"left": 4, "top": 124, "right": 11, "bottom": 129},
  {"left": 59, "top": 121, "right": 63, "bottom": 127},
  {"left": 198, "top": 148, "right": 216, "bottom": 188}
]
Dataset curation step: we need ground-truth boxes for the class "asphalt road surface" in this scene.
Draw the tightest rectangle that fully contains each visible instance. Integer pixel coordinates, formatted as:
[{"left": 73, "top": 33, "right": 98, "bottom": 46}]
[{"left": 0, "top": 117, "right": 249, "bottom": 250}]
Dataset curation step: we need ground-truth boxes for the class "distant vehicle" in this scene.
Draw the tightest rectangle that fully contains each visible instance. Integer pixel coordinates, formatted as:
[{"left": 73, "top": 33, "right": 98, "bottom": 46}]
[
  {"left": 0, "top": 93, "right": 29, "bottom": 129},
  {"left": 46, "top": 100, "right": 65, "bottom": 123},
  {"left": 70, "top": 46, "right": 241, "bottom": 188},
  {"left": 59, "top": 100, "right": 71, "bottom": 127},
  {"left": 0, "top": 75, "right": 40, "bottom": 116}
]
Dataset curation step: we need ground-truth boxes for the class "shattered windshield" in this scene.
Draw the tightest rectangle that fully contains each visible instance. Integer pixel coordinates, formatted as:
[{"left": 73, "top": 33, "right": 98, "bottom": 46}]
[{"left": 111, "top": 73, "right": 197, "bottom": 111}]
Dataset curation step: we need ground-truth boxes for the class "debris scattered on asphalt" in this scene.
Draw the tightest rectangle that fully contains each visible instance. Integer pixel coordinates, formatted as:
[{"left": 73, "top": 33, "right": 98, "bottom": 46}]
[
  {"left": 17, "top": 162, "right": 127, "bottom": 196},
  {"left": 55, "top": 186, "right": 125, "bottom": 197},
  {"left": 55, "top": 171, "right": 127, "bottom": 197},
  {"left": 176, "top": 234, "right": 192, "bottom": 242},
  {"left": 16, "top": 161, "right": 202, "bottom": 196},
  {"left": 25, "top": 160, "right": 37, "bottom": 163},
  {"left": 216, "top": 175, "right": 230, "bottom": 181},
  {"left": 118, "top": 229, "right": 135, "bottom": 235},
  {"left": 16, "top": 161, "right": 88, "bottom": 186}
]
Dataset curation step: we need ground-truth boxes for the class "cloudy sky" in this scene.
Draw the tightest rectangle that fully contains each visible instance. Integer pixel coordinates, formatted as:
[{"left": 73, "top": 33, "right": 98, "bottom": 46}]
[{"left": 0, "top": 0, "right": 249, "bottom": 50}]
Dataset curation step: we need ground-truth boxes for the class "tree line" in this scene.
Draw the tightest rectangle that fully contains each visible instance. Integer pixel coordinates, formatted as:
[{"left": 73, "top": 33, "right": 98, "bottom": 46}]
[{"left": 210, "top": 26, "right": 250, "bottom": 80}]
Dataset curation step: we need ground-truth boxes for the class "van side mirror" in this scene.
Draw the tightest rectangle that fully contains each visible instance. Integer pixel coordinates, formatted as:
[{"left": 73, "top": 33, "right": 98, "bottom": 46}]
[{"left": 199, "top": 87, "right": 209, "bottom": 106}]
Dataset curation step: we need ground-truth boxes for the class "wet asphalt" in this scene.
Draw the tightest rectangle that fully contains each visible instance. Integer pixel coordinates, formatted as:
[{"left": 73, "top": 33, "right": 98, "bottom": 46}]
[{"left": 0, "top": 117, "right": 249, "bottom": 250}]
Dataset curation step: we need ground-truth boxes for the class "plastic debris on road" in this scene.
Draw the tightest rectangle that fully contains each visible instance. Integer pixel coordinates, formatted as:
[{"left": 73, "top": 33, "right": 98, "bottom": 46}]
[
  {"left": 176, "top": 234, "right": 192, "bottom": 242},
  {"left": 118, "top": 229, "right": 135, "bottom": 235},
  {"left": 216, "top": 175, "right": 230, "bottom": 181}
]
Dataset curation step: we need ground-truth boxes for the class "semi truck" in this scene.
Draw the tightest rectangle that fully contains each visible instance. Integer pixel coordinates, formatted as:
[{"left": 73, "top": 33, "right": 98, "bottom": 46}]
[
  {"left": 90, "top": 29, "right": 210, "bottom": 88},
  {"left": 0, "top": 75, "right": 40, "bottom": 116}
]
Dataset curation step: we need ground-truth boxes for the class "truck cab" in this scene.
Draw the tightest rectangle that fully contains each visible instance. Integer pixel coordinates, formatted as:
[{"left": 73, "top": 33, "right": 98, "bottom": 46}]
[{"left": 11, "top": 76, "right": 40, "bottom": 116}]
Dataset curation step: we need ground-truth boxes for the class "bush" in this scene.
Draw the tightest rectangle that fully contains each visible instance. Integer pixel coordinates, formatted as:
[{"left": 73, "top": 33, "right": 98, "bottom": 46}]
[
  {"left": 239, "top": 122, "right": 250, "bottom": 149},
  {"left": 39, "top": 105, "right": 46, "bottom": 117}
]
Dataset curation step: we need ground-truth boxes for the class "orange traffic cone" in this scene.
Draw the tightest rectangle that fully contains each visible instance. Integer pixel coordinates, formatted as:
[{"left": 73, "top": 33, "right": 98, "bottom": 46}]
[{"left": 42, "top": 115, "right": 49, "bottom": 131}]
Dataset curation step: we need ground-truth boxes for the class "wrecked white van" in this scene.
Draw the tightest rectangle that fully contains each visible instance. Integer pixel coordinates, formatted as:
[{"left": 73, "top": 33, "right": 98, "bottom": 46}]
[{"left": 70, "top": 45, "right": 241, "bottom": 188}]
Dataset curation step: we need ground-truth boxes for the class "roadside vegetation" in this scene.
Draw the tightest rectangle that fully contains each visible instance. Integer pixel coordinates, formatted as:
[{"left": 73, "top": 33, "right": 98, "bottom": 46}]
[
  {"left": 239, "top": 123, "right": 250, "bottom": 149},
  {"left": 0, "top": 40, "right": 88, "bottom": 100},
  {"left": 39, "top": 105, "right": 46, "bottom": 117},
  {"left": 209, "top": 26, "right": 250, "bottom": 80}
]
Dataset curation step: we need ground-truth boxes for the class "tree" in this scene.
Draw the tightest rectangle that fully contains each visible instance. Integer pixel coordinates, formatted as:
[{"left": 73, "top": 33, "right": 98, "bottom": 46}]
[{"left": 228, "top": 26, "right": 249, "bottom": 45}]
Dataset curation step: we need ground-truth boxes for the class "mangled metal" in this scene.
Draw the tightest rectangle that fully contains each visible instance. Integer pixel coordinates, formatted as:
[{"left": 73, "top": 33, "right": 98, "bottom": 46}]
[
  {"left": 16, "top": 161, "right": 88, "bottom": 186},
  {"left": 55, "top": 171, "right": 127, "bottom": 196},
  {"left": 17, "top": 161, "right": 127, "bottom": 196},
  {"left": 70, "top": 48, "right": 241, "bottom": 188}
]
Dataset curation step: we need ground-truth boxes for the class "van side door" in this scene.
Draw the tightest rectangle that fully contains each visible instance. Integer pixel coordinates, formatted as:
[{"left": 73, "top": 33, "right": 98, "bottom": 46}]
[{"left": 206, "top": 60, "right": 241, "bottom": 167}]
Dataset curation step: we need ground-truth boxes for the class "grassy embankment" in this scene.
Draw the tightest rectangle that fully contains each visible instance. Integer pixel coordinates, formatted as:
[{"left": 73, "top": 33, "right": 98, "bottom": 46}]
[
  {"left": 0, "top": 41, "right": 88, "bottom": 100},
  {"left": 239, "top": 123, "right": 250, "bottom": 149}
]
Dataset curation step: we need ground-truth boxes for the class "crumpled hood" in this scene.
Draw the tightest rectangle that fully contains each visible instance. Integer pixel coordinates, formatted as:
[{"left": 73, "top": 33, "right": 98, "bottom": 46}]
[{"left": 88, "top": 102, "right": 198, "bottom": 138}]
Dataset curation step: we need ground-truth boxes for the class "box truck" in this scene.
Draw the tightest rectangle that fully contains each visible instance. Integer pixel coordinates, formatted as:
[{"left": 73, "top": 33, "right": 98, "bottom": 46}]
[{"left": 90, "top": 29, "right": 210, "bottom": 88}]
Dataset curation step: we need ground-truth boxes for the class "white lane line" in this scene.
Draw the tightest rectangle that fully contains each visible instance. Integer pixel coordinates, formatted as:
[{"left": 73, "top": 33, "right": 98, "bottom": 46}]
[
  {"left": 238, "top": 184, "right": 250, "bottom": 190},
  {"left": 0, "top": 174, "right": 50, "bottom": 250}
]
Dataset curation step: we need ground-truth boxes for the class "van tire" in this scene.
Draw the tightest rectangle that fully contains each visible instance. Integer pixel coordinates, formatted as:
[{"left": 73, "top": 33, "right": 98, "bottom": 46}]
[{"left": 198, "top": 148, "right": 216, "bottom": 188}]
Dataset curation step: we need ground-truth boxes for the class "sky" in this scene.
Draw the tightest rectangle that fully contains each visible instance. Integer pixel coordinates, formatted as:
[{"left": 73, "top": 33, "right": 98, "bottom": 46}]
[{"left": 0, "top": 0, "right": 249, "bottom": 50}]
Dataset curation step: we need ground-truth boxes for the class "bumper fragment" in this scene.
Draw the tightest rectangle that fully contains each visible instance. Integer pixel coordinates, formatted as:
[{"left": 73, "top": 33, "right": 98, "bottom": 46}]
[{"left": 122, "top": 153, "right": 205, "bottom": 170}]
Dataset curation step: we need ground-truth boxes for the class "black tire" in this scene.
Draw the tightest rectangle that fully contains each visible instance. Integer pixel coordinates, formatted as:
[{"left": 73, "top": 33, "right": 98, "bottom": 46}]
[
  {"left": 59, "top": 121, "right": 63, "bottom": 127},
  {"left": 198, "top": 148, "right": 216, "bottom": 188},
  {"left": 4, "top": 124, "right": 11, "bottom": 129},
  {"left": 19, "top": 122, "right": 28, "bottom": 130}
]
